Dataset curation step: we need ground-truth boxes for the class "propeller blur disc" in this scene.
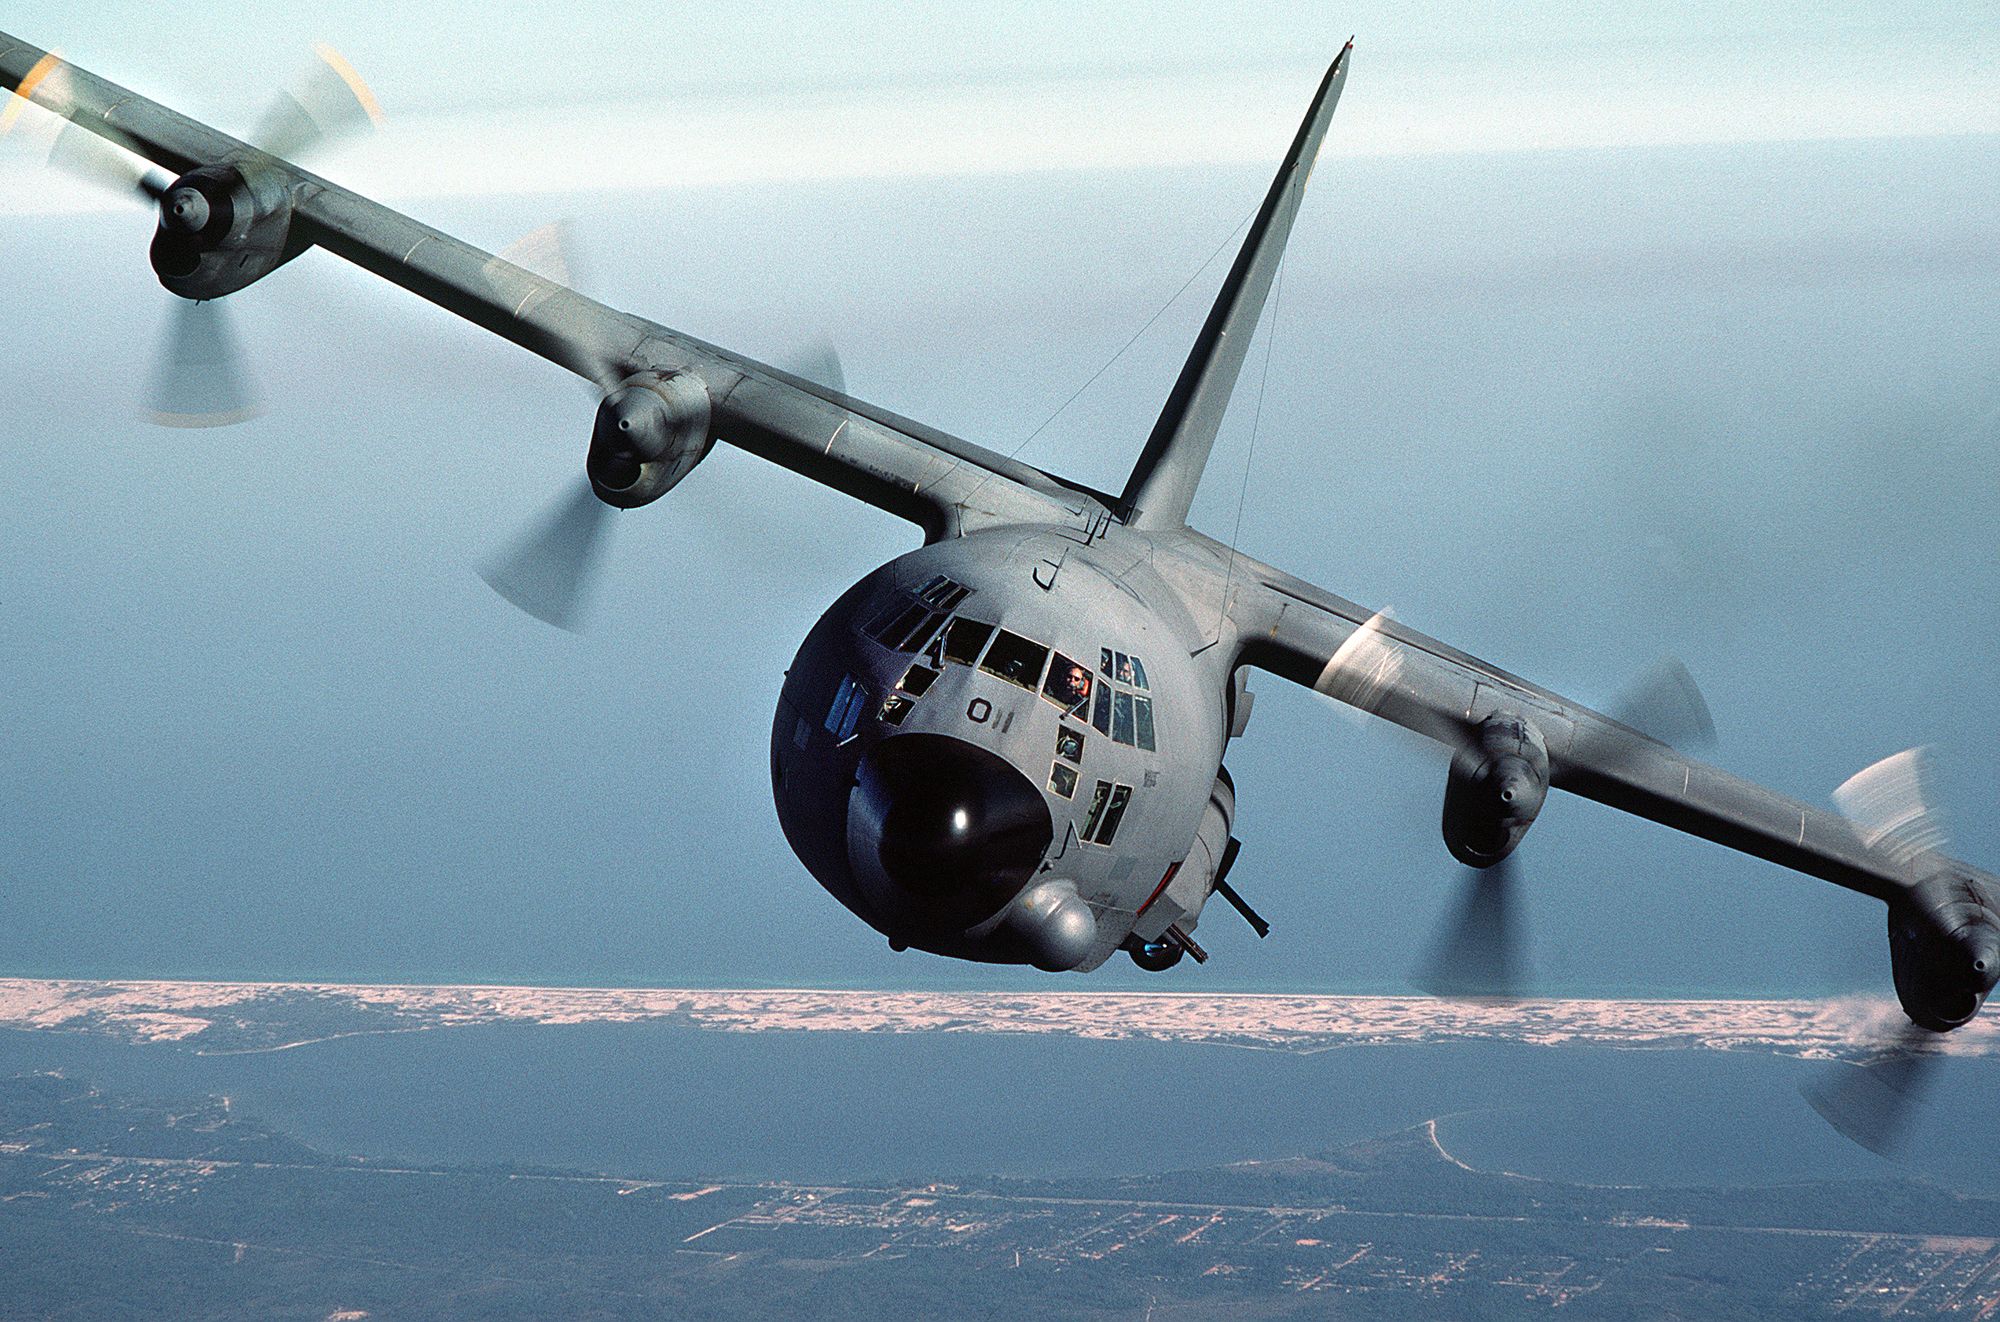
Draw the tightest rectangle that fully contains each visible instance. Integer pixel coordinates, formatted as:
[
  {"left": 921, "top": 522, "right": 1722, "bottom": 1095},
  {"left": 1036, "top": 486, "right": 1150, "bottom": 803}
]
[
  {"left": 146, "top": 300, "right": 262, "bottom": 428},
  {"left": 252, "top": 44, "right": 384, "bottom": 162},
  {"left": 1800, "top": 1024, "right": 1940, "bottom": 1157},
  {"left": 1610, "top": 657, "right": 1716, "bottom": 750},
  {"left": 477, "top": 480, "right": 616, "bottom": 632},
  {"left": 1415, "top": 854, "right": 1529, "bottom": 1000},
  {"left": 783, "top": 338, "right": 847, "bottom": 396}
]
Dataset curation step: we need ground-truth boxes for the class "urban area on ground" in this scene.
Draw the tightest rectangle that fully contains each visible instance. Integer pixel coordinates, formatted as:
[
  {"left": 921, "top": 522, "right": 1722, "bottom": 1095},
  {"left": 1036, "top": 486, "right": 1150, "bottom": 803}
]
[{"left": 2, "top": 978, "right": 1996, "bottom": 1319}]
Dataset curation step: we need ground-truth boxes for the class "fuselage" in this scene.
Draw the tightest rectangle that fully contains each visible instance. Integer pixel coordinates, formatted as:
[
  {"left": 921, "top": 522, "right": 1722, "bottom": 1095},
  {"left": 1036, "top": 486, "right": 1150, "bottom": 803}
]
[{"left": 771, "top": 523, "right": 1238, "bottom": 971}]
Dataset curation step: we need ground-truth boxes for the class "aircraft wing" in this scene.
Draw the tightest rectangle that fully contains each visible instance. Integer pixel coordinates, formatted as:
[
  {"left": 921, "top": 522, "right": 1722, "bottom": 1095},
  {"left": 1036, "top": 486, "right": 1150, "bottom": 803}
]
[
  {"left": 1230, "top": 546, "right": 1992, "bottom": 909},
  {"left": 0, "top": 34, "right": 1104, "bottom": 539}
]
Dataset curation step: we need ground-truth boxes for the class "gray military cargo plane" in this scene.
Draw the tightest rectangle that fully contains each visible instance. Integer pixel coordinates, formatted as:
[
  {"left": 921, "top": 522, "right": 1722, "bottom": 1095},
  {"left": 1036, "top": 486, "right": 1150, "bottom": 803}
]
[{"left": 4, "top": 37, "right": 1995, "bottom": 1063}]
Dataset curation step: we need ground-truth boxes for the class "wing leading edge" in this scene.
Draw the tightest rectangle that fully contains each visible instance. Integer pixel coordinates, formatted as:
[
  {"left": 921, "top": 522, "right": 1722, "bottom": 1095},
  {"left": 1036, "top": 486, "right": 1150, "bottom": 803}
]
[
  {"left": 0, "top": 33, "right": 1105, "bottom": 541},
  {"left": 1227, "top": 547, "right": 1996, "bottom": 911}
]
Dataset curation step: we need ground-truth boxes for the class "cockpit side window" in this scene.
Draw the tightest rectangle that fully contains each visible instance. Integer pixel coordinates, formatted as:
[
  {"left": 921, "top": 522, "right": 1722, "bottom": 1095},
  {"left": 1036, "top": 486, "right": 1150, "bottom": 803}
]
[
  {"left": 1096, "top": 784, "right": 1132, "bottom": 844},
  {"left": 1112, "top": 691, "right": 1136, "bottom": 745},
  {"left": 1092, "top": 648, "right": 1158, "bottom": 750},
  {"left": 1081, "top": 780, "right": 1110, "bottom": 840},
  {"left": 1054, "top": 726, "right": 1084, "bottom": 763},
  {"left": 824, "top": 675, "right": 869, "bottom": 742},
  {"left": 1082, "top": 780, "right": 1132, "bottom": 845},
  {"left": 980, "top": 631, "right": 1049, "bottom": 690}
]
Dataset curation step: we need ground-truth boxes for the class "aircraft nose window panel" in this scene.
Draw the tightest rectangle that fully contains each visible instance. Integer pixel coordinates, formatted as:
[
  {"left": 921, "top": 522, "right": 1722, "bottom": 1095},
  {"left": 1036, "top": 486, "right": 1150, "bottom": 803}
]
[
  {"left": 825, "top": 675, "right": 870, "bottom": 743},
  {"left": 1080, "top": 780, "right": 1133, "bottom": 845},
  {"left": 1081, "top": 780, "right": 1111, "bottom": 840},
  {"left": 1048, "top": 763, "right": 1078, "bottom": 799},
  {"left": 879, "top": 694, "right": 915, "bottom": 725},
  {"left": 862, "top": 576, "right": 972, "bottom": 653},
  {"left": 898, "top": 664, "right": 940, "bottom": 697},
  {"left": 1043, "top": 652, "right": 1092, "bottom": 713},
  {"left": 980, "top": 631, "right": 1049, "bottom": 690},
  {"left": 1091, "top": 648, "right": 1158, "bottom": 749},
  {"left": 1096, "top": 784, "right": 1133, "bottom": 844},
  {"left": 1055, "top": 726, "right": 1085, "bottom": 763},
  {"left": 941, "top": 618, "right": 994, "bottom": 666},
  {"left": 914, "top": 574, "right": 971, "bottom": 610}
]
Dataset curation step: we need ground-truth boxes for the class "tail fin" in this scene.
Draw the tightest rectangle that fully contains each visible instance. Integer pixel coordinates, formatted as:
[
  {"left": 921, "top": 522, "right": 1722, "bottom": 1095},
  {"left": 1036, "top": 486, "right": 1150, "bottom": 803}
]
[{"left": 1117, "top": 42, "right": 1352, "bottom": 530}]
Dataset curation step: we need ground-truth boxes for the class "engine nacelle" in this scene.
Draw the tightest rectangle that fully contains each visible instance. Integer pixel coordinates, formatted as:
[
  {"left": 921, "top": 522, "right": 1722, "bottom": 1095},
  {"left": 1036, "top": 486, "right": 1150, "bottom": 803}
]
[
  {"left": 1442, "top": 713, "right": 1549, "bottom": 868},
  {"left": 1889, "top": 873, "right": 2000, "bottom": 1031},
  {"left": 587, "top": 372, "right": 713, "bottom": 509},
  {"left": 149, "top": 164, "right": 303, "bottom": 300}
]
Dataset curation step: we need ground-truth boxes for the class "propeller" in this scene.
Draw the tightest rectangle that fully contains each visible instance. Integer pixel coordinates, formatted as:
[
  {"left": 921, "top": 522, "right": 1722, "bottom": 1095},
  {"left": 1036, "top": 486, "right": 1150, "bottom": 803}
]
[
  {"left": 1414, "top": 854, "right": 1528, "bottom": 999},
  {"left": 473, "top": 221, "right": 851, "bottom": 632},
  {"left": 147, "top": 299, "right": 263, "bottom": 428},
  {"left": 4, "top": 47, "right": 380, "bottom": 427},
  {"left": 1405, "top": 655, "right": 1718, "bottom": 1000},
  {"left": 476, "top": 480, "right": 614, "bottom": 633},
  {"left": 1800, "top": 1016, "right": 1940, "bottom": 1157},
  {"left": 1610, "top": 657, "right": 1716, "bottom": 751},
  {"left": 1800, "top": 748, "right": 1954, "bottom": 1156}
]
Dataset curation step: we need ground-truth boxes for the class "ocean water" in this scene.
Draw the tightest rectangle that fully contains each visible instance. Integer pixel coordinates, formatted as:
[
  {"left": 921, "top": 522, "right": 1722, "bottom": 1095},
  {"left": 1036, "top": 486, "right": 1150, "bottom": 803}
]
[{"left": 3, "top": 1023, "right": 1994, "bottom": 1193}]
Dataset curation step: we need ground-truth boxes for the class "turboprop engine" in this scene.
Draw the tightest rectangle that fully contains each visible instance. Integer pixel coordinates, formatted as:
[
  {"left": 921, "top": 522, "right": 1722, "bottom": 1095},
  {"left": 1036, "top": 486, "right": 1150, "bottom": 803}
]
[
  {"left": 1441, "top": 713, "right": 1548, "bottom": 868},
  {"left": 149, "top": 164, "right": 304, "bottom": 298},
  {"left": 586, "top": 372, "right": 713, "bottom": 508},
  {"left": 1889, "top": 872, "right": 2000, "bottom": 1031}
]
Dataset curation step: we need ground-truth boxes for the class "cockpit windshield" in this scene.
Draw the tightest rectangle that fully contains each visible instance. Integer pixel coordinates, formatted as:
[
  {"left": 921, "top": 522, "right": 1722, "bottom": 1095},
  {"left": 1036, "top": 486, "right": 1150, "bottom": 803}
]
[
  {"left": 1042, "top": 652, "right": 1092, "bottom": 713},
  {"left": 980, "top": 631, "right": 1049, "bottom": 690},
  {"left": 1094, "top": 648, "right": 1157, "bottom": 751}
]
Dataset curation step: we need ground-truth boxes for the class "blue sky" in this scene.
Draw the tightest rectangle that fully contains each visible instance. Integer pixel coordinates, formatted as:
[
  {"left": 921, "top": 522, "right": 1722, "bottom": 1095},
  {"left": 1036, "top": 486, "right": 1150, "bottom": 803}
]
[{"left": 0, "top": 4, "right": 1995, "bottom": 992}]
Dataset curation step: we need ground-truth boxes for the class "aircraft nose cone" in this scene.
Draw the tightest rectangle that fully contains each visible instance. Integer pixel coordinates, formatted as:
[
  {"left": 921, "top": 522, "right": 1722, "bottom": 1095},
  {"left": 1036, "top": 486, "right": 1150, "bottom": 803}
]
[{"left": 851, "top": 733, "right": 1053, "bottom": 925}]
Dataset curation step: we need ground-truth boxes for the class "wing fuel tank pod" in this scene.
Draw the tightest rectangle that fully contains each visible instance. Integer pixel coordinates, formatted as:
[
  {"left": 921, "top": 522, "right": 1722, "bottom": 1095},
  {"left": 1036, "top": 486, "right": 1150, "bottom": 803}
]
[
  {"left": 1442, "top": 713, "right": 1549, "bottom": 868},
  {"left": 150, "top": 164, "right": 304, "bottom": 299},
  {"left": 587, "top": 372, "right": 712, "bottom": 508}
]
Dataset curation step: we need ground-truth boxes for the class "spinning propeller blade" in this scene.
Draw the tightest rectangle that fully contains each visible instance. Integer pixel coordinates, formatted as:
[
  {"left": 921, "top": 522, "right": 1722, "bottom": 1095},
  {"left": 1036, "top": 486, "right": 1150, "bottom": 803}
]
[
  {"left": 475, "top": 218, "right": 848, "bottom": 630},
  {"left": 1803, "top": 748, "right": 1953, "bottom": 1155},
  {"left": 146, "top": 299, "right": 261, "bottom": 428},
  {"left": 1801, "top": 1020, "right": 1940, "bottom": 1157},
  {"left": 1609, "top": 657, "right": 1716, "bottom": 751},
  {"left": 477, "top": 480, "right": 616, "bottom": 633},
  {"left": 250, "top": 43, "right": 383, "bottom": 163},
  {"left": 1405, "top": 656, "right": 1714, "bottom": 1000},
  {"left": 784, "top": 337, "right": 847, "bottom": 396},
  {"left": 1415, "top": 854, "right": 1528, "bottom": 999}
]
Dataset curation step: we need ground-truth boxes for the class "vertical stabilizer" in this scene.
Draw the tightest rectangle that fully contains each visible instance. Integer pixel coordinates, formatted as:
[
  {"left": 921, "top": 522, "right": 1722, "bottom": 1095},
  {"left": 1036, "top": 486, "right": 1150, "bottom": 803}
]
[{"left": 1117, "top": 43, "right": 1351, "bottom": 529}]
